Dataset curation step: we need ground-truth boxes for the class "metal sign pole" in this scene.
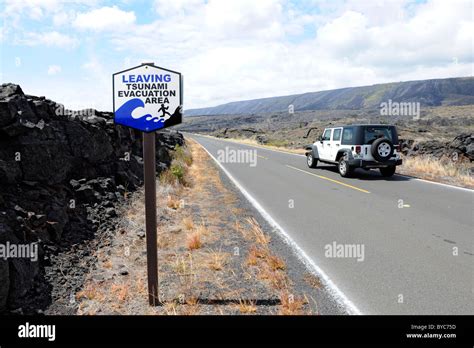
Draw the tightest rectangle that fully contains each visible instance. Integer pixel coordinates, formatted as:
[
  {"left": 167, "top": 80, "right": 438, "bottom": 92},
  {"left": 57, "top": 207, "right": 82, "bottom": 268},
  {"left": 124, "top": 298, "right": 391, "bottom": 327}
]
[{"left": 143, "top": 132, "right": 159, "bottom": 306}]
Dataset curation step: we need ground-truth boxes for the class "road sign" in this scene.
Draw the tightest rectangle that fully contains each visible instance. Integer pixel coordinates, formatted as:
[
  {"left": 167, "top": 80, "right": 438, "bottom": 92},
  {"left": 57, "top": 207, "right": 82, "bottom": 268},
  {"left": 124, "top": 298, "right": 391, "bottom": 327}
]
[
  {"left": 113, "top": 63, "right": 183, "bottom": 133},
  {"left": 112, "top": 62, "right": 183, "bottom": 306}
]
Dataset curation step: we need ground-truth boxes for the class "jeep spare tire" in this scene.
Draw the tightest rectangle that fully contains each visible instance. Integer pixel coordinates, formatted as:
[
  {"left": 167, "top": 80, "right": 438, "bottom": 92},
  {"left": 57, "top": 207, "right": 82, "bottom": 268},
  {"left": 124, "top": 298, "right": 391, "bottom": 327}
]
[{"left": 371, "top": 138, "right": 394, "bottom": 162}]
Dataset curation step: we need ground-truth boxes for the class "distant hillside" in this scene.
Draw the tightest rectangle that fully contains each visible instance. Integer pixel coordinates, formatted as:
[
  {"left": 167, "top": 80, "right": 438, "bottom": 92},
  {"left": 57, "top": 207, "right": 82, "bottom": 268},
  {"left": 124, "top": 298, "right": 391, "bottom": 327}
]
[{"left": 186, "top": 77, "right": 474, "bottom": 116}]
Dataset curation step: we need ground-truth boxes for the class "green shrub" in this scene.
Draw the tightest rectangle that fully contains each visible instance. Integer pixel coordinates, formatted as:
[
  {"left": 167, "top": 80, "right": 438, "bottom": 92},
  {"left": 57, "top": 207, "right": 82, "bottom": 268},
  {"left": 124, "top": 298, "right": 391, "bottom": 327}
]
[{"left": 174, "top": 145, "right": 193, "bottom": 166}]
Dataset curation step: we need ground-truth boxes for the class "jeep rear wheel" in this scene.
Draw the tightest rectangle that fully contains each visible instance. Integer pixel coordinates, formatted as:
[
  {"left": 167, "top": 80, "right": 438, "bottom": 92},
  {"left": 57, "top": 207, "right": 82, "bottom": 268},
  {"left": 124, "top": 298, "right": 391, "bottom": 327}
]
[
  {"left": 338, "top": 157, "right": 352, "bottom": 177},
  {"left": 307, "top": 153, "right": 318, "bottom": 168},
  {"left": 380, "top": 166, "right": 396, "bottom": 177}
]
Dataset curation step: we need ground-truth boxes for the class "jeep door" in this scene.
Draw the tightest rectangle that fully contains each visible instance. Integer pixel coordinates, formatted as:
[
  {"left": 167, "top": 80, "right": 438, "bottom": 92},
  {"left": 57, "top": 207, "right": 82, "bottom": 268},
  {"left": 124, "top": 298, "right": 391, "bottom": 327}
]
[
  {"left": 330, "top": 127, "right": 343, "bottom": 160},
  {"left": 318, "top": 128, "right": 333, "bottom": 161}
]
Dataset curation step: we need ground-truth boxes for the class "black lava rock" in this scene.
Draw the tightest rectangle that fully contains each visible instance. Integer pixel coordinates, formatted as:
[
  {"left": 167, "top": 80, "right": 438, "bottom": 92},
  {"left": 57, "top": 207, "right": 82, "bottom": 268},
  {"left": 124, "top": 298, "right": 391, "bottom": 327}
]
[{"left": 0, "top": 83, "right": 184, "bottom": 312}]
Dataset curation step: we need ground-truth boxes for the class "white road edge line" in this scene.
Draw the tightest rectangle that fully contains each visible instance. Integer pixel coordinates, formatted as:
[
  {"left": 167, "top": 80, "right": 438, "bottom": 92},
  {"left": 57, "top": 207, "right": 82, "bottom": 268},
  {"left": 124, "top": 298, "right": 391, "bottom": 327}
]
[
  {"left": 394, "top": 174, "right": 474, "bottom": 192},
  {"left": 189, "top": 133, "right": 474, "bottom": 193},
  {"left": 192, "top": 137, "right": 363, "bottom": 315}
]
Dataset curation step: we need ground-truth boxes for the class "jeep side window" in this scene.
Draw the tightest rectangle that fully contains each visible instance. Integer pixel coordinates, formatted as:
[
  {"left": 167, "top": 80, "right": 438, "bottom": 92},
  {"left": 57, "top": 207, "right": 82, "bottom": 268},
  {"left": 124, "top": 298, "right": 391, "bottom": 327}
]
[
  {"left": 322, "top": 129, "right": 332, "bottom": 141},
  {"left": 333, "top": 128, "right": 342, "bottom": 141},
  {"left": 342, "top": 128, "right": 353, "bottom": 143}
]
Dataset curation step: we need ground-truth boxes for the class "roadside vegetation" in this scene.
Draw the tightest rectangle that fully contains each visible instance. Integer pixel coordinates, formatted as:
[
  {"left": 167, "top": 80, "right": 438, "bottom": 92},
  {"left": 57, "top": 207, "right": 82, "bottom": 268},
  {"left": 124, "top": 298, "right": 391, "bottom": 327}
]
[
  {"left": 399, "top": 156, "right": 474, "bottom": 189},
  {"left": 75, "top": 140, "right": 318, "bottom": 315}
]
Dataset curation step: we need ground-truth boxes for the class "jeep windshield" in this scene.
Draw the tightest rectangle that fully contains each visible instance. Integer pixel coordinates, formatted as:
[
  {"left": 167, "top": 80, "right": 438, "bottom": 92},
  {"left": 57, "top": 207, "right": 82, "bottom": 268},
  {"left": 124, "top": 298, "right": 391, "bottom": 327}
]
[{"left": 363, "top": 126, "right": 397, "bottom": 144}]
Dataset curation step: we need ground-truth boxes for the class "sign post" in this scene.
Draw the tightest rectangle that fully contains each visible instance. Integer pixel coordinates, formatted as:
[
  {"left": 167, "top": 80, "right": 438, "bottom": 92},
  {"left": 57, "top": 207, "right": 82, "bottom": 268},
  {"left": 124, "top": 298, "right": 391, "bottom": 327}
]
[
  {"left": 113, "top": 62, "right": 183, "bottom": 306},
  {"left": 143, "top": 132, "right": 158, "bottom": 305}
]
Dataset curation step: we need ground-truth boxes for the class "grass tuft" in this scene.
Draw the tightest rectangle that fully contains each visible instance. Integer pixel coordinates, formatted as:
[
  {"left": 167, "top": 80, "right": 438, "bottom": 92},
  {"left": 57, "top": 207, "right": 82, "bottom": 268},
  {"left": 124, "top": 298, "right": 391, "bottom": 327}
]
[
  {"left": 206, "top": 250, "right": 228, "bottom": 271},
  {"left": 278, "top": 291, "right": 307, "bottom": 315},
  {"left": 238, "top": 300, "right": 257, "bottom": 314},
  {"left": 186, "top": 231, "right": 202, "bottom": 250},
  {"left": 182, "top": 217, "right": 194, "bottom": 230}
]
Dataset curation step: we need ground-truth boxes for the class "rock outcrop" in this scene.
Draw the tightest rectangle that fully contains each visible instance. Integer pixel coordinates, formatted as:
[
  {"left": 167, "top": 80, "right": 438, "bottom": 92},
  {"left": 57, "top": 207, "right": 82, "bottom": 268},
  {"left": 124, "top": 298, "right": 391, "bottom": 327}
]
[
  {"left": 400, "top": 133, "right": 474, "bottom": 162},
  {"left": 0, "top": 83, "right": 183, "bottom": 312}
]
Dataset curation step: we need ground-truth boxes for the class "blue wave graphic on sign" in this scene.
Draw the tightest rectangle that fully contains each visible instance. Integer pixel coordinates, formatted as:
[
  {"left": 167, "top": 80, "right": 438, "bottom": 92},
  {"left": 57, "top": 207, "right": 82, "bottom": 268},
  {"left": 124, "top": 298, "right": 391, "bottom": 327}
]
[{"left": 115, "top": 98, "right": 165, "bottom": 132}]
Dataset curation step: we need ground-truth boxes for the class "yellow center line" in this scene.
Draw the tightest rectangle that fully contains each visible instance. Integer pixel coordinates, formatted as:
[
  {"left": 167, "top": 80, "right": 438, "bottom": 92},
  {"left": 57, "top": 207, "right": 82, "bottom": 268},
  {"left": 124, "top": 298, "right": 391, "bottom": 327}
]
[
  {"left": 285, "top": 165, "right": 371, "bottom": 194},
  {"left": 257, "top": 155, "right": 268, "bottom": 160}
]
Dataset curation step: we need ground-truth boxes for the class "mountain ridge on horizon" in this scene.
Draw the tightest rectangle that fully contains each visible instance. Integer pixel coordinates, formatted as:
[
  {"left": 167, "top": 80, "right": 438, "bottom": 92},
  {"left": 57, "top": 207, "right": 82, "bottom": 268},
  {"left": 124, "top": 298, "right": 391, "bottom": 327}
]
[{"left": 185, "top": 76, "right": 474, "bottom": 116}]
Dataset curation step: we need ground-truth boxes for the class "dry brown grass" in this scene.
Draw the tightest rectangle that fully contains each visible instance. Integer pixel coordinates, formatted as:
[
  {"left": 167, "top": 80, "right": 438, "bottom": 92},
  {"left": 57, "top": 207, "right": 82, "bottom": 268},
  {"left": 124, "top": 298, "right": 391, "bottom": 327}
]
[
  {"left": 194, "top": 223, "right": 210, "bottom": 237},
  {"left": 238, "top": 300, "right": 257, "bottom": 314},
  {"left": 278, "top": 291, "right": 307, "bottom": 315},
  {"left": 186, "top": 296, "right": 199, "bottom": 306},
  {"left": 134, "top": 277, "right": 147, "bottom": 295},
  {"left": 401, "top": 156, "right": 474, "bottom": 189},
  {"left": 163, "top": 301, "right": 178, "bottom": 315},
  {"left": 245, "top": 248, "right": 259, "bottom": 266},
  {"left": 76, "top": 137, "right": 314, "bottom": 315},
  {"left": 157, "top": 233, "right": 171, "bottom": 248},
  {"left": 182, "top": 217, "right": 194, "bottom": 230},
  {"left": 235, "top": 220, "right": 252, "bottom": 241},
  {"left": 174, "top": 255, "right": 192, "bottom": 275},
  {"left": 243, "top": 218, "right": 291, "bottom": 292},
  {"left": 183, "top": 300, "right": 201, "bottom": 315},
  {"left": 206, "top": 250, "right": 228, "bottom": 271},
  {"left": 167, "top": 195, "right": 182, "bottom": 210},
  {"left": 186, "top": 231, "right": 202, "bottom": 250},
  {"left": 76, "top": 284, "right": 103, "bottom": 301},
  {"left": 245, "top": 246, "right": 266, "bottom": 266},
  {"left": 110, "top": 283, "right": 129, "bottom": 303},
  {"left": 246, "top": 217, "right": 270, "bottom": 245},
  {"left": 304, "top": 273, "right": 322, "bottom": 289},
  {"left": 267, "top": 254, "right": 286, "bottom": 271},
  {"left": 258, "top": 266, "right": 288, "bottom": 290},
  {"left": 159, "top": 169, "right": 179, "bottom": 186}
]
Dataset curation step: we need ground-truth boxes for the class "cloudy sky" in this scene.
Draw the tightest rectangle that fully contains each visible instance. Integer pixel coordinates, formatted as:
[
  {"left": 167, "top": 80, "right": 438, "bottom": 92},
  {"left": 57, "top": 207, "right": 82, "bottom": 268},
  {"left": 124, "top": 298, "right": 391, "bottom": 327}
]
[{"left": 1, "top": 0, "right": 472, "bottom": 110}]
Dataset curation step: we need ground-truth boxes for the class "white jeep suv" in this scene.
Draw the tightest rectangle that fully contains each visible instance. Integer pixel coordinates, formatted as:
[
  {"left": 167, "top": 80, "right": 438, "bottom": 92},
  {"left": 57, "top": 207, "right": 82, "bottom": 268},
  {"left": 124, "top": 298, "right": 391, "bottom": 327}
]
[{"left": 305, "top": 124, "right": 402, "bottom": 177}]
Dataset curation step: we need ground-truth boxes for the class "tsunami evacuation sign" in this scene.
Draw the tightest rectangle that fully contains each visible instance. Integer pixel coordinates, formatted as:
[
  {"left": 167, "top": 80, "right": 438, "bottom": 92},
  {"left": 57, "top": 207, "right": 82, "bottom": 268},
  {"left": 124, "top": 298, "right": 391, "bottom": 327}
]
[
  {"left": 113, "top": 63, "right": 183, "bottom": 132},
  {"left": 112, "top": 62, "right": 183, "bottom": 306}
]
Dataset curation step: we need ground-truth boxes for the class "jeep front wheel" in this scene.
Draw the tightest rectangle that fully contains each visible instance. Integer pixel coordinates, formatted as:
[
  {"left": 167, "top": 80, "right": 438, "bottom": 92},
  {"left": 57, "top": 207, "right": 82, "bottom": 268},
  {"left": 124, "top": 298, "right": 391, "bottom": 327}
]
[
  {"left": 380, "top": 166, "right": 396, "bottom": 177},
  {"left": 307, "top": 153, "right": 318, "bottom": 168},
  {"left": 338, "top": 157, "right": 352, "bottom": 177}
]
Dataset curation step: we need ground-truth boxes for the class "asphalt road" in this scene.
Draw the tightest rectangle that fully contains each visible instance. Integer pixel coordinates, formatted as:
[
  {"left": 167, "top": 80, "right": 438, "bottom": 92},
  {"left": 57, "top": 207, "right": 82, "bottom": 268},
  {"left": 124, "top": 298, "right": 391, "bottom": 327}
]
[{"left": 188, "top": 133, "right": 474, "bottom": 315}]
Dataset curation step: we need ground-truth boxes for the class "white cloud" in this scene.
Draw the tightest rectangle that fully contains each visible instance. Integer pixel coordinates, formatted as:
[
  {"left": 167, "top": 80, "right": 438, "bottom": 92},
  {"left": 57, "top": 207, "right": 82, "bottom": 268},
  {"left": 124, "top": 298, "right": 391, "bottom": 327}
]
[
  {"left": 154, "top": 0, "right": 205, "bottom": 17},
  {"left": 73, "top": 6, "right": 136, "bottom": 31},
  {"left": 104, "top": 0, "right": 472, "bottom": 109},
  {"left": 52, "top": 10, "right": 74, "bottom": 26},
  {"left": 204, "top": 0, "right": 285, "bottom": 40},
  {"left": 18, "top": 31, "right": 78, "bottom": 48},
  {"left": 316, "top": 11, "right": 370, "bottom": 58},
  {"left": 4, "top": 0, "right": 473, "bottom": 111},
  {"left": 3, "top": 0, "right": 61, "bottom": 20},
  {"left": 47, "top": 65, "right": 61, "bottom": 75}
]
